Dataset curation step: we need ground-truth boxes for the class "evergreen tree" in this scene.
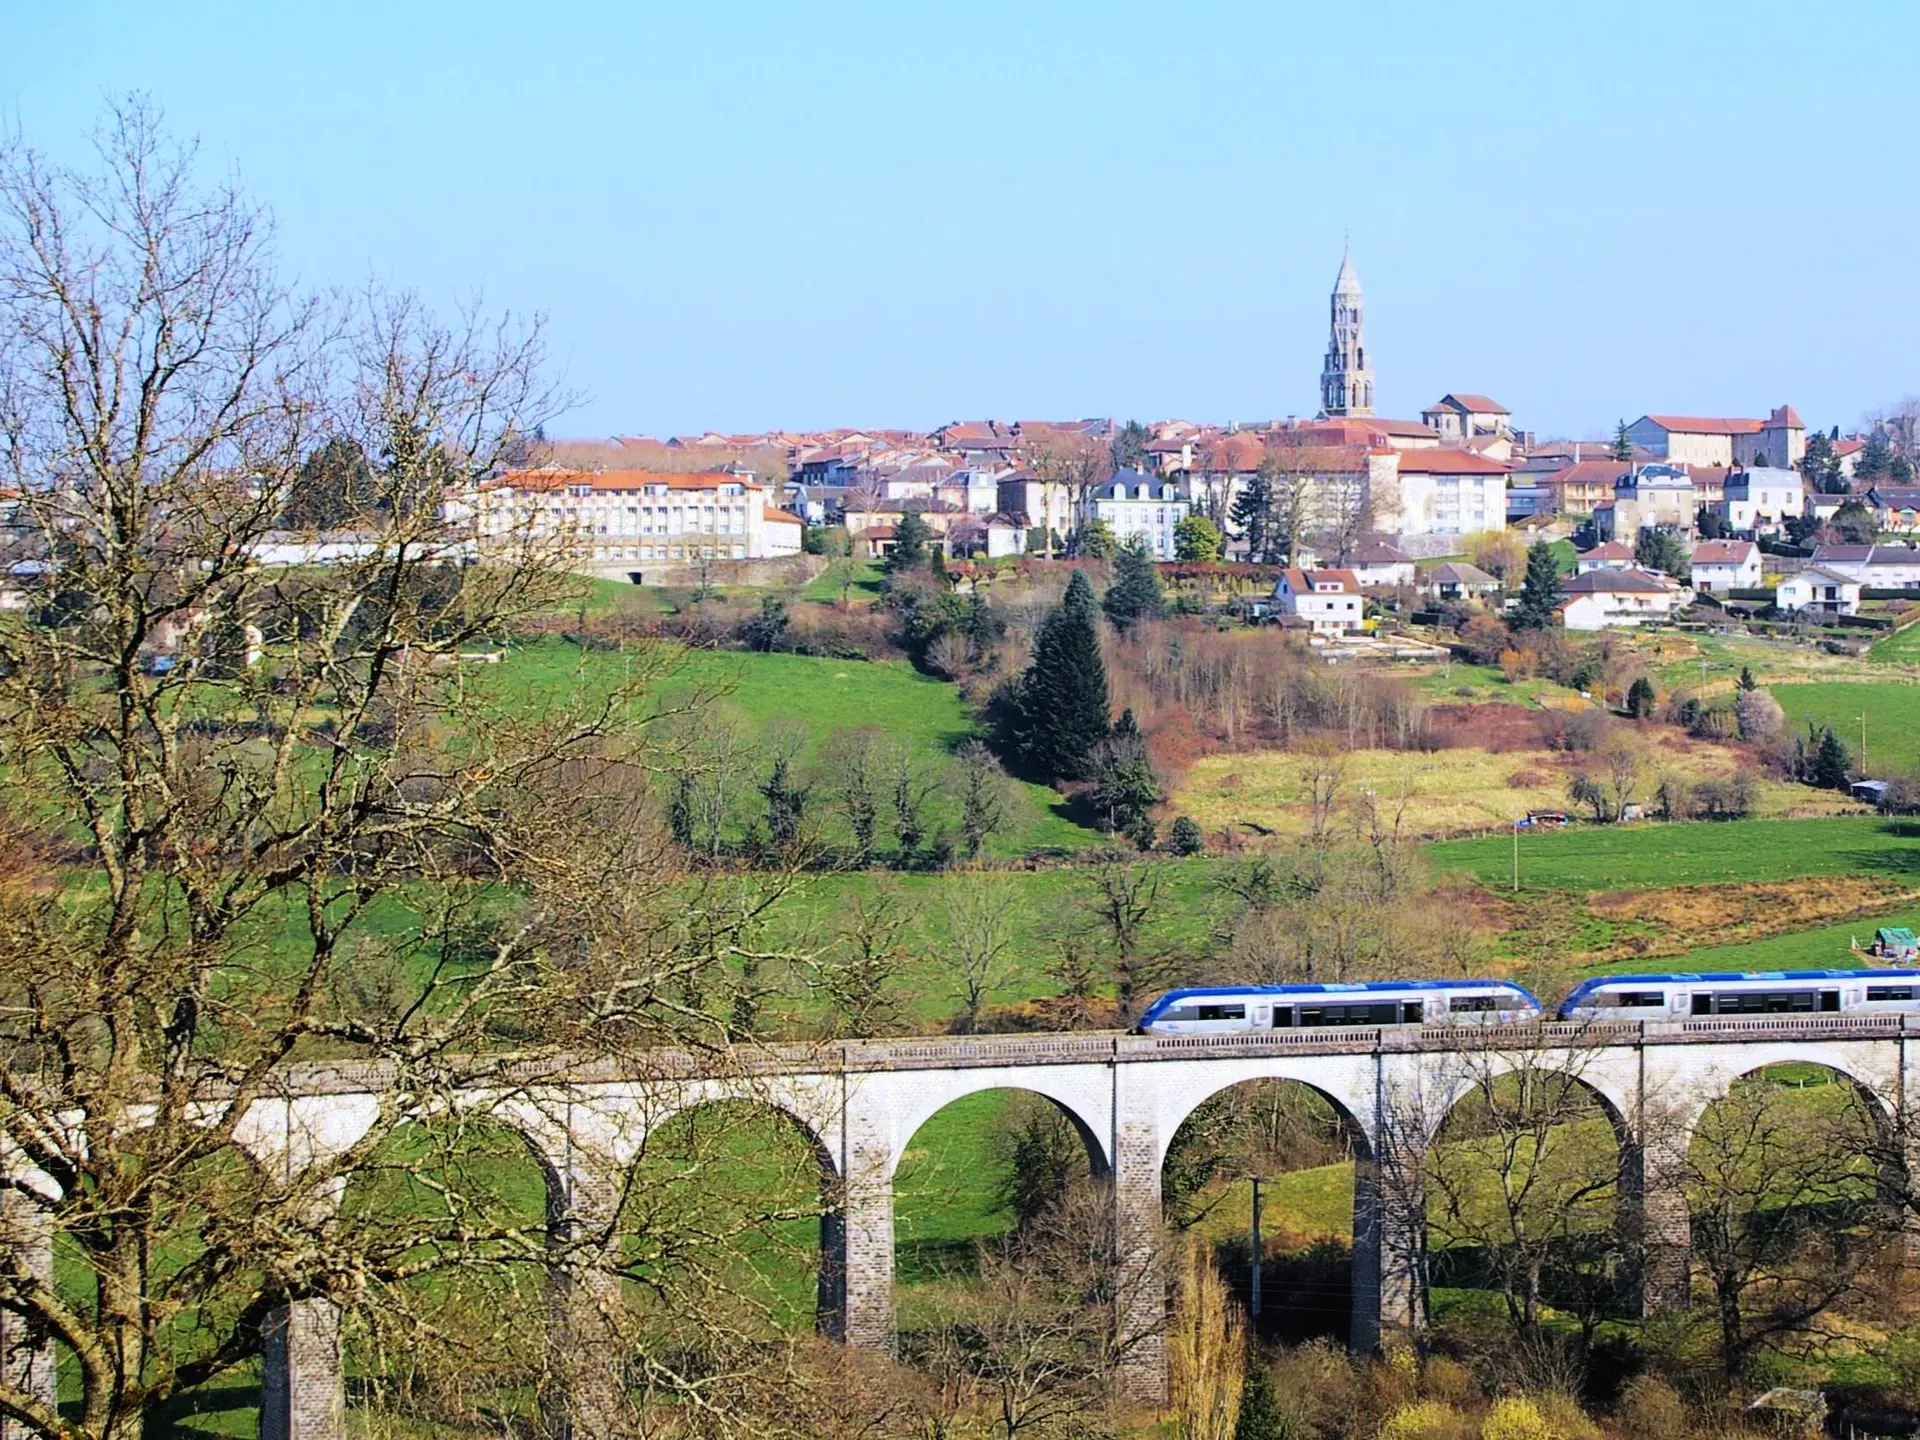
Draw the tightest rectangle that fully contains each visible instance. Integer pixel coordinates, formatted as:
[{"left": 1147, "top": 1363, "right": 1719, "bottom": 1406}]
[
  {"left": 1695, "top": 504, "right": 1728, "bottom": 539},
  {"left": 1634, "top": 527, "right": 1690, "bottom": 580},
  {"left": 885, "top": 511, "right": 930, "bottom": 572},
  {"left": 1814, "top": 725, "right": 1853, "bottom": 790},
  {"left": 1612, "top": 419, "right": 1633, "bottom": 462},
  {"left": 1092, "top": 711, "right": 1160, "bottom": 847},
  {"left": 1229, "top": 473, "right": 1272, "bottom": 563},
  {"left": 283, "top": 436, "right": 373, "bottom": 529},
  {"left": 1738, "top": 665, "right": 1757, "bottom": 692},
  {"left": 1832, "top": 501, "right": 1878, "bottom": 545},
  {"left": 1168, "top": 815, "right": 1203, "bottom": 856},
  {"left": 1799, "top": 431, "right": 1844, "bottom": 494},
  {"left": 1110, "top": 418, "right": 1150, "bottom": 472},
  {"left": 1103, "top": 537, "right": 1166, "bottom": 633},
  {"left": 1895, "top": 455, "right": 1916, "bottom": 483},
  {"left": 1860, "top": 430, "right": 1895, "bottom": 481},
  {"left": 1626, "top": 676, "right": 1656, "bottom": 719},
  {"left": 1010, "top": 571, "right": 1110, "bottom": 782},
  {"left": 1078, "top": 518, "right": 1118, "bottom": 559},
  {"left": 1234, "top": 1354, "right": 1290, "bottom": 1440},
  {"left": 1510, "top": 540, "right": 1562, "bottom": 631},
  {"left": 1173, "top": 514, "right": 1222, "bottom": 563},
  {"left": 758, "top": 754, "right": 810, "bottom": 850}
]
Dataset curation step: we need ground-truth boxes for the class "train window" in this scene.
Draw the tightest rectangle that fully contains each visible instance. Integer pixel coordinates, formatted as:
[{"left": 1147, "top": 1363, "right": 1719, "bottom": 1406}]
[
  {"left": 1450, "top": 995, "right": 1501, "bottom": 1013},
  {"left": 1711, "top": 991, "right": 1816, "bottom": 1015},
  {"left": 1160, "top": 1006, "right": 1199, "bottom": 1021},
  {"left": 1821, "top": 990, "right": 1840, "bottom": 1012},
  {"left": 1614, "top": 991, "right": 1665, "bottom": 1008},
  {"left": 1869, "top": 986, "right": 1916, "bottom": 1001},
  {"left": 1271, "top": 1007, "right": 1293, "bottom": 1028},
  {"left": 1196, "top": 1004, "right": 1246, "bottom": 1021},
  {"left": 1297, "top": 1002, "right": 1399, "bottom": 1027},
  {"left": 1692, "top": 994, "right": 1712, "bottom": 1015},
  {"left": 1401, "top": 1001, "right": 1424, "bottom": 1024}
]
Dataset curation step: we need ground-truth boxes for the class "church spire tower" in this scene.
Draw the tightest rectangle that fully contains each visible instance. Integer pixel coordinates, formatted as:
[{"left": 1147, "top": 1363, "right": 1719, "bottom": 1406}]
[{"left": 1319, "top": 247, "right": 1375, "bottom": 418}]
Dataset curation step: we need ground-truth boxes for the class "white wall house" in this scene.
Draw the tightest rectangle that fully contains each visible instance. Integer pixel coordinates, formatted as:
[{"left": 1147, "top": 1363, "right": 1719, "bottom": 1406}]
[
  {"left": 1627, "top": 407, "right": 1805, "bottom": 469},
  {"left": 1575, "top": 542, "right": 1634, "bottom": 573},
  {"left": 1775, "top": 566, "right": 1862, "bottom": 616},
  {"left": 471, "top": 469, "right": 784, "bottom": 568},
  {"left": 1687, "top": 540, "right": 1761, "bottom": 593},
  {"left": 1715, "top": 468, "right": 1804, "bottom": 533},
  {"left": 1558, "top": 568, "right": 1690, "bottom": 630},
  {"left": 1346, "top": 541, "right": 1417, "bottom": 588},
  {"left": 1810, "top": 543, "right": 1920, "bottom": 589},
  {"left": 1272, "top": 568, "right": 1366, "bottom": 634},
  {"left": 1086, "top": 470, "right": 1188, "bottom": 559}
]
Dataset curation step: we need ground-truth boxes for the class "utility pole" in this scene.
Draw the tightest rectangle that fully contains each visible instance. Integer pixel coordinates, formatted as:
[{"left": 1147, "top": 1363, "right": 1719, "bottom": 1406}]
[
  {"left": 1249, "top": 1176, "right": 1263, "bottom": 1319},
  {"left": 1862, "top": 712, "right": 1869, "bottom": 775},
  {"left": 1512, "top": 817, "right": 1520, "bottom": 893}
]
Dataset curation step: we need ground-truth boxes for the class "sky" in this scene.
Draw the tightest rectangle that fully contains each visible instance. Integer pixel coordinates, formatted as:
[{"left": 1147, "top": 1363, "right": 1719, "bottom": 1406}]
[{"left": 6, "top": 1, "right": 1918, "bottom": 441}]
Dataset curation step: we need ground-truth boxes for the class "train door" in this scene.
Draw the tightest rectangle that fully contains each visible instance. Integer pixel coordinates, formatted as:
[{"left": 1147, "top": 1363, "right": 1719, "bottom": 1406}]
[
  {"left": 1254, "top": 1004, "right": 1271, "bottom": 1027},
  {"left": 1401, "top": 1001, "right": 1424, "bottom": 1024}
]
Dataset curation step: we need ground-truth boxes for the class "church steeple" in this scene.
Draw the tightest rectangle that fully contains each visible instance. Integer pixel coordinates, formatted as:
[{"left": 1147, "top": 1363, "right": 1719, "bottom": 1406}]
[{"left": 1319, "top": 247, "right": 1375, "bottom": 418}]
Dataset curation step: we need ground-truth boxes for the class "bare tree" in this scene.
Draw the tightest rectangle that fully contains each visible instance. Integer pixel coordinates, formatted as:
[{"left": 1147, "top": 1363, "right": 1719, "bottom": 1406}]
[
  {"left": 0, "top": 101, "right": 803, "bottom": 1440},
  {"left": 818, "top": 725, "right": 887, "bottom": 863},
  {"left": 947, "top": 879, "right": 1016, "bottom": 1033},
  {"left": 1686, "top": 1068, "right": 1891, "bottom": 1377},
  {"left": 806, "top": 882, "right": 914, "bottom": 1038},
  {"left": 1257, "top": 448, "right": 1317, "bottom": 566},
  {"left": 1302, "top": 744, "right": 1348, "bottom": 844},
  {"left": 1025, "top": 433, "right": 1109, "bottom": 557},
  {"left": 949, "top": 739, "right": 1014, "bottom": 861}
]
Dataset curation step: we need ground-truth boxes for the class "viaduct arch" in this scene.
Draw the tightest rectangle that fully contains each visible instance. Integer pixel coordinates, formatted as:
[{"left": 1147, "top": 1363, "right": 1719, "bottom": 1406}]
[{"left": 7, "top": 1017, "right": 1920, "bottom": 1439}]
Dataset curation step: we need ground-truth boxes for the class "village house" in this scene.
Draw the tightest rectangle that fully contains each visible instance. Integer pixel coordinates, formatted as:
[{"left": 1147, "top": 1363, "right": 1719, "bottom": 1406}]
[
  {"left": 1625, "top": 406, "right": 1806, "bottom": 469},
  {"left": 1085, "top": 469, "right": 1189, "bottom": 559},
  {"left": 1687, "top": 539, "right": 1762, "bottom": 593},
  {"left": 1575, "top": 541, "right": 1635, "bottom": 573},
  {"left": 995, "top": 471, "right": 1074, "bottom": 551},
  {"left": 1595, "top": 464, "right": 1697, "bottom": 540},
  {"left": 1558, "top": 568, "right": 1690, "bottom": 630},
  {"left": 1419, "top": 394, "right": 1512, "bottom": 443},
  {"left": 1809, "top": 543, "right": 1920, "bottom": 589},
  {"left": 1423, "top": 561, "right": 1502, "bottom": 601},
  {"left": 1714, "top": 468, "right": 1804, "bottom": 533},
  {"left": 1775, "top": 565, "right": 1862, "bottom": 616},
  {"left": 1345, "top": 540, "right": 1418, "bottom": 588},
  {"left": 1866, "top": 486, "right": 1920, "bottom": 533},
  {"left": 1272, "top": 567, "right": 1367, "bottom": 634}
]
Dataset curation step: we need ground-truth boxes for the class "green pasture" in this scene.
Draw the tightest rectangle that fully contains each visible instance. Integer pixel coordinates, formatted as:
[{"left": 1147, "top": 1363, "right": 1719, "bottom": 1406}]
[
  {"left": 1429, "top": 814, "right": 1920, "bottom": 891},
  {"left": 1772, "top": 679, "right": 1920, "bottom": 775}
]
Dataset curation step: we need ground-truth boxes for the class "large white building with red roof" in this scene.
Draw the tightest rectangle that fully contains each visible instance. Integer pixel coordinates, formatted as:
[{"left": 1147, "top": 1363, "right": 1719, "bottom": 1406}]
[{"left": 468, "top": 468, "right": 795, "bottom": 569}]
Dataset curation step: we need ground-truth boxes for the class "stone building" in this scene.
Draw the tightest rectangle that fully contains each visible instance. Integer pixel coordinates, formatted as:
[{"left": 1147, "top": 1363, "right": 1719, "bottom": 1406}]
[{"left": 1319, "top": 251, "right": 1375, "bottom": 418}]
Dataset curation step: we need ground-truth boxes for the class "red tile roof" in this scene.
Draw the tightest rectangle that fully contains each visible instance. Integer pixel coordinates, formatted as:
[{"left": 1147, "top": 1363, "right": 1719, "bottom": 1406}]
[
  {"left": 491, "top": 468, "right": 759, "bottom": 493},
  {"left": 1689, "top": 540, "right": 1757, "bottom": 565},
  {"left": 1579, "top": 541, "right": 1634, "bottom": 560},
  {"left": 1643, "top": 415, "right": 1766, "bottom": 435},
  {"left": 1430, "top": 393, "right": 1510, "bottom": 415},
  {"left": 763, "top": 509, "right": 805, "bottom": 526},
  {"left": 1391, "top": 448, "right": 1511, "bottom": 475}
]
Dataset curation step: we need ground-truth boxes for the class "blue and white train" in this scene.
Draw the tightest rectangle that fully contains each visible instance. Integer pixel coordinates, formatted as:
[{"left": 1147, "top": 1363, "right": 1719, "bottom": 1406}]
[
  {"left": 1557, "top": 969, "right": 1920, "bottom": 1022},
  {"left": 1135, "top": 969, "right": 1920, "bottom": 1037},
  {"left": 1136, "top": 980, "right": 1543, "bottom": 1037}
]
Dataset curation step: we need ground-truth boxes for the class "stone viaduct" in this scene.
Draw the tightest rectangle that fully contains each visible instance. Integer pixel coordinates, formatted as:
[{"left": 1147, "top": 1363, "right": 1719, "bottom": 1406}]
[{"left": 8, "top": 1012, "right": 1920, "bottom": 1439}]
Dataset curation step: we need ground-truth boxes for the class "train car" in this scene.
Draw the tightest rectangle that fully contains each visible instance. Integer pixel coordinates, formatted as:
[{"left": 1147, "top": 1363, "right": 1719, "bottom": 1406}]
[
  {"left": 1136, "top": 980, "right": 1544, "bottom": 1037},
  {"left": 1558, "top": 969, "right": 1920, "bottom": 1022}
]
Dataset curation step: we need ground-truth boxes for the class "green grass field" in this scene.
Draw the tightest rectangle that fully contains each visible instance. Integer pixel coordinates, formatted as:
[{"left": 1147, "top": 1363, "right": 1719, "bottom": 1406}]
[
  {"left": 1429, "top": 814, "right": 1920, "bottom": 891},
  {"left": 489, "top": 640, "right": 1096, "bottom": 856},
  {"left": 1773, "top": 679, "right": 1920, "bottom": 775}
]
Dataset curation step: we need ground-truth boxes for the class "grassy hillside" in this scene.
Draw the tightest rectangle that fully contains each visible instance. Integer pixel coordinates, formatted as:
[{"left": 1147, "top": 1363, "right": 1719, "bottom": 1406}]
[
  {"left": 1773, "top": 679, "right": 1920, "bottom": 775},
  {"left": 1429, "top": 814, "right": 1920, "bottom": 891}
]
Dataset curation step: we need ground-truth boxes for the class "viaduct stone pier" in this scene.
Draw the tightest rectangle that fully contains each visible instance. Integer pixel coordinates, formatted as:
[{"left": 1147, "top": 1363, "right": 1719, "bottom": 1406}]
[{"left": 8, "top": 1013, "right": 1920, "bottom": 1438}]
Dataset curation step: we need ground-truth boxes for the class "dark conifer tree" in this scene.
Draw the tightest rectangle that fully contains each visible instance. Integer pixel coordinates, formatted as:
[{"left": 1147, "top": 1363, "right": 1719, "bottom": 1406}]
[
  {"left": 1102, "top": 537, "right": 1166, "bottom": 633},
  {"left": 1510, "top": 540, "right": 1563, "bottom": 631},
  {"left": 1230, "top": 473, "right": 1272, "bottom": 564},
  {"left": 886, "top": 510, "right": 930, "bottom": 572},
  {"left": 1612, "top": 419, "right": 1633, "bottom": 462},
  {"left": 1011, "top": 571, "right": 1110, "bottom": 782}
]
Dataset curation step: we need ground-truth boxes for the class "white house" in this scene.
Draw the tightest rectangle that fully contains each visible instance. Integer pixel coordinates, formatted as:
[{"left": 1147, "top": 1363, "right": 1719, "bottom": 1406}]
[
  {"left": 1423, "top": 561, "right": 1502, "bottom": 601},
  {"left": 1085, "top": 469, "right": 1188, "bottom": 559},
  {"left": 1687, "top": 539, "right": 1761, "bottom": 593},
  {"left": 1346, "top": 540, "right": 1417, "bottom": 588},
  {"left": 1272, "top": 568, "right": 1366, "bottom": 634},
  {"left": 1626, "top": 407, "right": 1805, "bottom": 470},
  {"left": 1715, "top": 468, "right": 1804, "bottom": 533},
  {"left": 1595, "top": 465, "right": 1696, "bottom": 539},
  {"left": 1775, "top": 565, "right": 1862, "bottom": 616},
  {"left": 1867, "top": 486, "right": 1920, "bottom": 534},
  {"left": 1575, "top": 541, "right": 1635, "bottom": 574},
  {"left": 763, "top": 508, "right": 805, "bottom": 557},
  {"left": 1419, "top": 394, "right": 1512, "bottom": 443},
  {"left": 1558, "top": 568, "right": 1690, "bottom": 630},
  {"left": 1812, "top": 543, "right": 1920, "bottom": 589}
]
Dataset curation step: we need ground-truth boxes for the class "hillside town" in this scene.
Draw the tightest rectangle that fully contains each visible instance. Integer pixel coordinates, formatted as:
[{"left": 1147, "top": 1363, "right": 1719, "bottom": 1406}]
[{"left": 432, "top": 252, "right": 1920, "bottom": 648}]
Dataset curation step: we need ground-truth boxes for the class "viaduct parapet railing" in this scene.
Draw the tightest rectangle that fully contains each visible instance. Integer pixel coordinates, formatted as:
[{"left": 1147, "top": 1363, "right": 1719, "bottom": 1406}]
[{"left": 10, "top": 1015, "right": 1920, "bottom": 1440}]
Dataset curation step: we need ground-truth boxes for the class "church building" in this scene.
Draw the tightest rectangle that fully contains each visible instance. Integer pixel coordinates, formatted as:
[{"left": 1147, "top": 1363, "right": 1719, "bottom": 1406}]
[{"left": 1319, "top": 251, "right": 1374, "bottom": 418}]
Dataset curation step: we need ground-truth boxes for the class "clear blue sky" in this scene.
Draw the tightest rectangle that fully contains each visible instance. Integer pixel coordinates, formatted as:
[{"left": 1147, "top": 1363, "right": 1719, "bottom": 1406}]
[{"left": 8, "top": 1, "right": 1916, "bottom": 440}]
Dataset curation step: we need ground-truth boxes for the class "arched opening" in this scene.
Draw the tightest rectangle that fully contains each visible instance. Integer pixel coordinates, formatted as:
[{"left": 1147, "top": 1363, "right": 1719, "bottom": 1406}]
[
  {"left": 614, "top": 1099, "right": 835, "bottom": 1356},
  {"left": 1162, "top": 1078, "right": 1367, "bottom": 1346},
  {"left": 890, "top": 1087, "right": 1106, "bottom": 1344},
  {"left": 1684, "top": 1062, "right": 1894, "bottom": 1379},
  {"left": 1423, "top": 1064, "right": 1630, "bottom": 1357},
  {"left": 335, "top": 1113, "right": 558, "bottom": 1433}
]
